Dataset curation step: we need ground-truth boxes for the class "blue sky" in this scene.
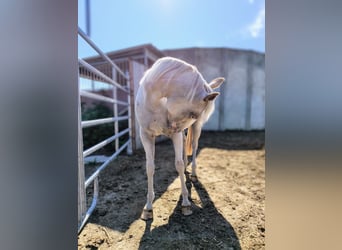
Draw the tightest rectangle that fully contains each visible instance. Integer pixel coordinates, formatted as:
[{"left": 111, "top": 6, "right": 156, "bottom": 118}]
[{"left": 78, "top": 0, "right": 265, "bottom": 58}]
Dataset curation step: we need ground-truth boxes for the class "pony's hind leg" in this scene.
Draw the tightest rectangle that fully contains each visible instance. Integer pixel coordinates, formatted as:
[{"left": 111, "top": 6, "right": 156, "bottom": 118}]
[
  {"left": 172, "top": 132, "right": 192, "bottom": 216},
  {"left": 182, "top": 130, "right": 188, "bottom": 172},
  {"left": 140, "top": 129, "right": 155, "bottom": 220},
  {"left": 190, "top": 123, "right": 202, "bottom": 182}
]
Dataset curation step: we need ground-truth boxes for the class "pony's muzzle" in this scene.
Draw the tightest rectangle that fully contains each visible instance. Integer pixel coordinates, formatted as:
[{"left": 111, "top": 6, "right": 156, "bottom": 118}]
[
  {"left": 168, "top": 121, "right": 178, "bottom": 131},
  {"left": 167, "top": 120, "right": 181, "bottom": 133}
]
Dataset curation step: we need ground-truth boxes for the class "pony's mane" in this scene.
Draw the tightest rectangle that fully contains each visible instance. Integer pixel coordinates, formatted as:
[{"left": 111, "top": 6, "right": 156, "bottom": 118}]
[{"left": 141, "top": 57, "right": 212, "bottom": 102}]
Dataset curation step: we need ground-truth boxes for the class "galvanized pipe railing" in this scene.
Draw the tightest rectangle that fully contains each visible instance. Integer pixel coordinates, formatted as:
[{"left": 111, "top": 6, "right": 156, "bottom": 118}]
[
  {"left": 126, "top": 71, "right": 133, "bottom": 155},
  {"left": 82, "top": 128, "right": 130, "bottom": 157},
  {"left": 80, "top": 90, "right": 129, "bottom": 106},
  {"left": 78, "top": 73, "right": 86, "bottom": 233},
  {"left": 78, "top": 27, "right": 127, "bottom": 78},
  {"left": 82, "top": 116, "right": 129, "bottom": 128},
  {"left": 78, "top": 177, "right": 99, "bottom": 233},
  {"left": 79, "top": 59, "right": 128, "bottom": 93},
  {"left": 78, "top": 27, "right": 133, "bottom": 233},
  {"left": 112, "top": 67, "right": 119, "bottom": 151},
  {"left": 85, "top": 140, "right": 130, "bottom": 188}
]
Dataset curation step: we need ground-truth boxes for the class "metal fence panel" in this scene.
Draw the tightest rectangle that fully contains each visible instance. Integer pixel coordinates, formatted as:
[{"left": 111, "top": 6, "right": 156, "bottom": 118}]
[{"left": 78, "top": 27, "right": 133, "bottom": 233}]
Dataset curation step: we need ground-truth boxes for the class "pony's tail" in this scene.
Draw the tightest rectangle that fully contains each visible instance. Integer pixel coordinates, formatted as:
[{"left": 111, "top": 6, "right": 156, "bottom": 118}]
[{"left": 186, "top": 126, "right": 193, "bottom": 156}]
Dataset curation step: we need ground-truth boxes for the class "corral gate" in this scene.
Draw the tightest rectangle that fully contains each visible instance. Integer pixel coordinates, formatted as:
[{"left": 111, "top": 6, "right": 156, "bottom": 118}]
[{"left": 78, "top": 27, "right": 133, "bottom": 233}]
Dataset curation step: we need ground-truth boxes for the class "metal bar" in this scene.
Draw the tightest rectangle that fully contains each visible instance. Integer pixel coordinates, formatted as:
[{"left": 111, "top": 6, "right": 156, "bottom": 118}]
[
  {"left": 82, "top": 116, "right": 129, "bottom": 128},
  {"left": 78, "top": 72, "right": 86, "bottom": 231},
  {"left": 79, "top": 59, "right": 129, "bottom": 93},
  {"left": 85, "top": 140, "right": 130, "bottom": 188},
  {"left": 78, "top": 177, "right": 98, "bottom": 233},
  {"left": 78, "top": 27, "right": 127, "bottom": 78},
  {"left": 80, "top": 90, "right": 129, "bottom": 106},
  {"left": 128, "top": 60, "right": 137, "bottom": 152},
  {"left": 85, "top": 0, "right": 91, "bottom": 36},
  {"left": 83, "top": 128, "right": 130, "bottom": 157},
  {"left": 118, "top": 106, "right": 128, "bottom": 116},
  {"left": 113, "top": 67, "right": 119, "bottom": 151},
  {"left": 89, "top": 55, "right": 145, "bottom": 66},
  {"left": 126, "top": 71, "right": 133, "bottom": 155}
]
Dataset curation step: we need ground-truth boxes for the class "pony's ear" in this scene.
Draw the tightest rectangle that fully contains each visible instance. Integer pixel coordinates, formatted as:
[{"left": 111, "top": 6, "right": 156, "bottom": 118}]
[
  {"left": 203, "top": 92, "right": 220, "bottom": 102},
  {"left": 209, "top": 77, "right": 225, "bottom": 89}
]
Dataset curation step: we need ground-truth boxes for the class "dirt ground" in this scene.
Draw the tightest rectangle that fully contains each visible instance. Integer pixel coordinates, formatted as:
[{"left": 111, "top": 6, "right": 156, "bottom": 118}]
[{"left": 78, "top": 131, "right": 265, "bottom": 250}]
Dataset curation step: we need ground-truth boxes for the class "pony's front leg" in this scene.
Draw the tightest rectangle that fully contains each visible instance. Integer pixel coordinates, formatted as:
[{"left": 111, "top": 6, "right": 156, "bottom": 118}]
[
  {"left": 140, "top": 129, "right": 155, "bottom": 220},
  {"left": 172, "top": 132, "right": 192, "bottom": 216}
]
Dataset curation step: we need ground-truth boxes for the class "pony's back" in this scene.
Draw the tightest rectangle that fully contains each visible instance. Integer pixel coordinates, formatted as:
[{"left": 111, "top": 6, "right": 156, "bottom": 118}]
[
  {"left": 140, "top": 57, "right": 210, "bottom": 104},
  {"left": 141, "top": 57, "right": 198, "bottom": 85}
]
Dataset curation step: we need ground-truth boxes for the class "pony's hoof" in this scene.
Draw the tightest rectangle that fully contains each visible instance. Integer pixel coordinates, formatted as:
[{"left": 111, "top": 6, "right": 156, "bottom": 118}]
[
  {"left": 181, "top": 205, "right": 193, "bottom": 216},
  {"left": 141, "top": 209, "right": 153, "bottom": 220},
  {"left": 190, "top": 175, "right": 198, "bottom": 182}
]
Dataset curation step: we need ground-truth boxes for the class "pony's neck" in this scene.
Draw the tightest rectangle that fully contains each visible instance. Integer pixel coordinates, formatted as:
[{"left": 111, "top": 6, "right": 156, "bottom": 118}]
[{"left": 145, "top": 75, "right": 205, "bottom": 105}]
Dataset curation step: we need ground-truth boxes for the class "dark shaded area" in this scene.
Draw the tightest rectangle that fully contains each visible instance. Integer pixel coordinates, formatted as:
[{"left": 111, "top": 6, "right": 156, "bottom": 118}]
[
  {"left": 198, "top": 130, "right": 264, "bottom": 151},
  {"left": 139, "top": 175, "right": 241, "bottom": 250}
]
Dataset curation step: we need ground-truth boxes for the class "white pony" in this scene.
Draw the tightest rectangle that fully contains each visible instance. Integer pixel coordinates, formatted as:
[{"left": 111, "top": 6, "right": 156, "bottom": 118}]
[{"left": 135, "top": 57, "right": 224, "bottom": 219}]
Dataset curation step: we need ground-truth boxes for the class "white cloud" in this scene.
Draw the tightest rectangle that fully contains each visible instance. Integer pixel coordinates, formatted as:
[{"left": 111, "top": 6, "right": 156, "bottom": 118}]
[{"left": 247, "top": 7, "right": 265, "bottom": 38}]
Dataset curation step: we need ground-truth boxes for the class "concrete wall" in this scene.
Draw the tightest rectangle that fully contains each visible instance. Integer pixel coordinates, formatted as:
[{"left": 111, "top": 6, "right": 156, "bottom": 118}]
[{"left": 163, "top": 48, "right": 265, "bottom": 130}]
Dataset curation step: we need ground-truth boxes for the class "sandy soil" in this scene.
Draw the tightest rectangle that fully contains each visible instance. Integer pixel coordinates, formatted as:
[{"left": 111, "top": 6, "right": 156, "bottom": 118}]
[{"left": 78, "top": 131, "right": 265, "bottom": 250}]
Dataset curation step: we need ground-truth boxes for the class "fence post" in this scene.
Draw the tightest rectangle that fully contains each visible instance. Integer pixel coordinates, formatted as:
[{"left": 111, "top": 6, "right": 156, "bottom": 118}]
[
  {"left": 112, "top": 67, "right": 119, "bottom": 151},
  {"left": 126, "top": 70, "right": 133, "bottom": 155},
  {"left": 78, "top": 73, "right": 86, "bottom": 230}
]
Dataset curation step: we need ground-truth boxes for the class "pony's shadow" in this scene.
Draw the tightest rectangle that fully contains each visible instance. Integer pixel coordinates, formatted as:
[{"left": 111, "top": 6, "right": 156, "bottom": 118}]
[{"left": 138, "top": 173, "right": 241, "bottom": 250}]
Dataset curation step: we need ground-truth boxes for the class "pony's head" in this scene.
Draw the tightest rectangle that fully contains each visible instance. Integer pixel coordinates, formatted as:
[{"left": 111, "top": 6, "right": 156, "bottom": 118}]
[{"left": 166, "top": 77, "right": 225, "bottom": 133}]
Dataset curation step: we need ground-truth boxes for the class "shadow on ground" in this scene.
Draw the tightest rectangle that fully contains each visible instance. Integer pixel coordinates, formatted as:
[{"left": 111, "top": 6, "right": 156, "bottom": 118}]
[{"left": 139, "top": 174, "right": 241, "bottom": 250}]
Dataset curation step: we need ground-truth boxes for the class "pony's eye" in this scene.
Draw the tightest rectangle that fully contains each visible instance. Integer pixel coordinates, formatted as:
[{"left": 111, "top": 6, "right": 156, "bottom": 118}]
[{"left": 189, "top": 112, "right": 197, "bottom": 119}]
